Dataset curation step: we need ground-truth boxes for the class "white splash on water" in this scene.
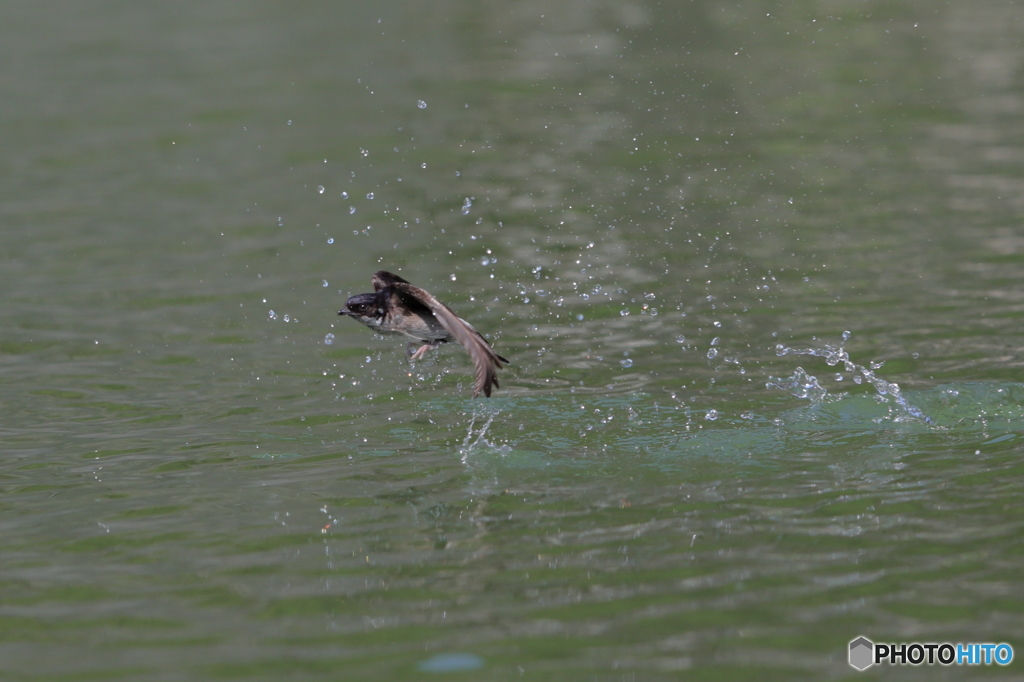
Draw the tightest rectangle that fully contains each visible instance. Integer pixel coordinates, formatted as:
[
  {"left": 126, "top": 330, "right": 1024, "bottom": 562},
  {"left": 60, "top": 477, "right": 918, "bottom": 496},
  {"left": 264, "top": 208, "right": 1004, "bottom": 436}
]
[
  {"left": 769, "top": 331, "right": 932, "bottom": 423},
  {"left": 459, "top": 411, "right": 511, "bottom": 461}
]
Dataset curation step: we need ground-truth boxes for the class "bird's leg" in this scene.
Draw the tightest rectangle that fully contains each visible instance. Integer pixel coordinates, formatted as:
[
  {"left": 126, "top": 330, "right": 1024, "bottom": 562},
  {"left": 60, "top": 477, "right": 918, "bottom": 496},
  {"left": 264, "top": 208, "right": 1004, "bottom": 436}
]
[{"left": 407, "top": 341, "right": 438, "bottom": 362}]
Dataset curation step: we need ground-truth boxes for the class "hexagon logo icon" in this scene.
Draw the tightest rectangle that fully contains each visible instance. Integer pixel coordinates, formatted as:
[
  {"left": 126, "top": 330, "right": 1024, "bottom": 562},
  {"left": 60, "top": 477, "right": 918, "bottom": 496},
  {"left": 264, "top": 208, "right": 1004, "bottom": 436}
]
[{"left": 849, "top": 636, "right": 874, "bottom": 670}]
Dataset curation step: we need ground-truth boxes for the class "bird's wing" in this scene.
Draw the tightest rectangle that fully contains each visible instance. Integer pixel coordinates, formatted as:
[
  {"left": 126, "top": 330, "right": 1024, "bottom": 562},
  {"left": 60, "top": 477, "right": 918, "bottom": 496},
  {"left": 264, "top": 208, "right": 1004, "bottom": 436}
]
[
  {"left": 372, "top": 270, "right": 410, "bottom": 292},
  {"left": 390, "top": 281, "right": 508, "bottom": 397}
]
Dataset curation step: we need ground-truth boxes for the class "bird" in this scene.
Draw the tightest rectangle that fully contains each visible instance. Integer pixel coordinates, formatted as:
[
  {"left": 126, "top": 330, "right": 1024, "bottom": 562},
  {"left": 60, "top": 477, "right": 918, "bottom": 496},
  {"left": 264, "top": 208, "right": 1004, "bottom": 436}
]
[{"left": 339, "top": 271, "right": 509, "bottom": 397}]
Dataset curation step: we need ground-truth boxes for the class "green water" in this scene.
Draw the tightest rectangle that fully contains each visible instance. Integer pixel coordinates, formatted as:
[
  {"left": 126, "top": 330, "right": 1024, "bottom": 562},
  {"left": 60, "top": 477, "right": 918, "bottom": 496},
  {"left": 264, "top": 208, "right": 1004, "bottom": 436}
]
[{"left": 2, "top": 1, "right": 1023, "bottom": 680}]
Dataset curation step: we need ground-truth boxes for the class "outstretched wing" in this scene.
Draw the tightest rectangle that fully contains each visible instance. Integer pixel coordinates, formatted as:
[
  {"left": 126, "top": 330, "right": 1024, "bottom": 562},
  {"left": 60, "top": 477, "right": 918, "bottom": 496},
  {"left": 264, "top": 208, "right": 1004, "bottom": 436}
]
[
  {"left": 389, "top": 280, "right": 508, "bottom": 397},
  {"left": 372, "top": 270, "right": 410, "bottom": 291}
]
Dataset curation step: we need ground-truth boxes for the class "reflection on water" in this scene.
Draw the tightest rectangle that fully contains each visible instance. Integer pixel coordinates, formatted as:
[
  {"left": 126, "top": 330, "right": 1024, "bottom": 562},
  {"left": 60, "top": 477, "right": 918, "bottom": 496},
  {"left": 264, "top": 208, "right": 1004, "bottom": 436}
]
[{"left": 2, "top": 0, "right": 1024, "bottom": 679}]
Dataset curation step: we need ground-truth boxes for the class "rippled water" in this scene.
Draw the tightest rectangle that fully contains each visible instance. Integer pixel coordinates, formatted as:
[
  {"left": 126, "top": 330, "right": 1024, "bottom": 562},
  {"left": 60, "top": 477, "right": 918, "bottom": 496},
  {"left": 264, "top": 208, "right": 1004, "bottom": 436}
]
[{"left": 2, "top": 1, "right": 1023, "bottom": 680}]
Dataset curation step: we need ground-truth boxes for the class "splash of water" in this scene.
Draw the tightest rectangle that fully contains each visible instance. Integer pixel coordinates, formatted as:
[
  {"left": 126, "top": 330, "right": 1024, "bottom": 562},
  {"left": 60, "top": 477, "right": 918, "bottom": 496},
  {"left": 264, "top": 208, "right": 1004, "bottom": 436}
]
[
  {"left": 459, "top": 411, "right": 510, "bottom": 460},
  {"left": 770, "top": 331, "right": 932, "bottom": 424},
  {"left": 766, "top": 367, "right": 828, "bottom": 402}
]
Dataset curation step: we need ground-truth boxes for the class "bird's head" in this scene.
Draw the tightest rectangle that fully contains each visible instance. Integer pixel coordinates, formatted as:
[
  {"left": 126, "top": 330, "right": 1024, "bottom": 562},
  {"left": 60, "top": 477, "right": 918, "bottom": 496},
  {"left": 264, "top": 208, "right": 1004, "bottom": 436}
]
[{"left": 339, "top": 293, "right": 385, "bottom": 328}]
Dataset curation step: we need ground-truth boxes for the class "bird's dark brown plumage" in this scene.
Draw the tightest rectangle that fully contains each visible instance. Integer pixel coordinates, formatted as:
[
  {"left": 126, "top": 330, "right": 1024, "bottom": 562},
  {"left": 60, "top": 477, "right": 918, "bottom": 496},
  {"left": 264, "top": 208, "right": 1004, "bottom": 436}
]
[{"left": 339, "top": 271, "right": 508, "bottom": 397}]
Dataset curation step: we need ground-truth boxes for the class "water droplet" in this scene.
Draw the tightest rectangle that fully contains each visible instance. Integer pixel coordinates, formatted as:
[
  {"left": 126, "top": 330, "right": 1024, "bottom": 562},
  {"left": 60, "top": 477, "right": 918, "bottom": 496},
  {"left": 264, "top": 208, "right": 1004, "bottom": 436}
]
[
  {"left": 675, "top": 335, "right": 686, "bottom": 344},
  {"left": 713, "top": 320, "right": 722, "bottom": 328},
  {"left": 707, "top": 348, "right": 719, "bottom": 359},
  {"left": 287, "top": 119, "right": 293, "bottom": 126},
  {"left": 576, "top": 314, "right": 584, "bottom": 321},
  {"left": 324, "top": 333, "right": 335, "bottom": 345},
  {"left": 349, "top": 206, "right": 357, "bottom": 214},
  {"left": 620, "top": 309, "right": 630, "bottom": 316},
  {"left": 283, "top": 314, "right": 290, "bottom": 322},
  {"left": 710, "top": 337, "right": 720, "bottom": 346},
  {"left": 317, "top": 185, "right": 325, "bottom": 194},
  {"left": 704, "top": 409, "right": 719, "bottom": 421},
  {"left": 366, "top": 192, "right": 375, "bottom": 200},
  {"left": 421, "top": 163, "right": 427, "bottom": 169},
  {"left": 481, "top": 257, "right": 491, "bottom": 266},
  {"left": 620, "top": 358, "right": 633, "bottom": 368},
  {"left": 327, "top": 237, "right": 334, "bottom": 244},
  {"left": 450, "top": 274, "right": 457, "bottom": 281},
  {"left": 268, "top": 310, "right": 277, "bottom": 320},
  {"left": 644, "top": 293, "right": 656, "bottom": 300},
  {"left": 322, "top": 279, "right": 329, "bottom": 287},
  {"left": 417, "top": 99, "right": 427, "bottom": 109},
  {"left": 341, "top": 191, "right": 349, "bottom": 199}
]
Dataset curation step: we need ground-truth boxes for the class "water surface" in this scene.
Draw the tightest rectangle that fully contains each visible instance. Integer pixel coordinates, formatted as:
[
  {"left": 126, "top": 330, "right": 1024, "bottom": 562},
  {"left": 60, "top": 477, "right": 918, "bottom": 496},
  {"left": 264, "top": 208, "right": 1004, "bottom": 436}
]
[{"left": 2, "top": 1, "right": 1023, "bottom": 680}]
